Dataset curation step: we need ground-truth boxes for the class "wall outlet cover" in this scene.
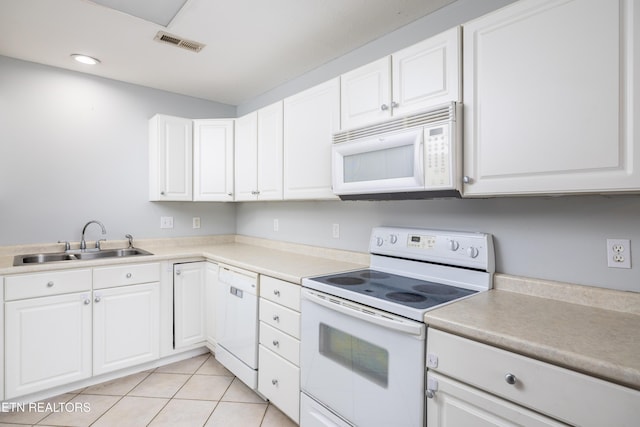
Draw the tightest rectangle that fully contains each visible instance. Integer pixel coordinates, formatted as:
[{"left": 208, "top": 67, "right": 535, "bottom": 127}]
[
  {"left": 606, "top": 238, "right": 631, "bottom": 269},
  {"left": 160, "top": 216, "right": 174, "bottom": 229}
]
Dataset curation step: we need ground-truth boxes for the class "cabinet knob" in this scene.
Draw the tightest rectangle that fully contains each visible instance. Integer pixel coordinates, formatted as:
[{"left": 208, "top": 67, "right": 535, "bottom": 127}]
[
  {"left": 272, "top": 340, "right": 280, "bottom": 347},
  {"left": 505, "top": 373, "right": 517, "bottom": 385},
  {"left": 272, "top": 315, "right": 280, "bottom": 322},
  {"left": 47, "top": 281, "right": 54, "bottom": 287},
  {"left": 380, "top": 103, "right": 389, "bottom": 111},
  {"left": 271, "top": 379, "right": 278, "bottom": 386},
  {"left": 390, "top": 101, "right": 399, "bottom": 108},
  {"left": 160, "top": 191, "right": 166, "bottom": 196},
  {"left": 463, "top": 176, "right": 472, "bottom": 184},
  {"left": 228, "top": 193, "right": 233, "bottom": 197},
  {"left": 126, "top": 273, "right": 132, "bottom": 279},
  {"left": 176, "top": 271, "right": 181, "bottom": 276},
  {"left": 273, "top": 289, "right": 280, "bottom": 297},
  {"left": 83, "top": 298, "right": 91, "bottom": 305},
  {"left": 94, "top": 296, "right": 101, "bottom": 303},
  {"left": 426, "top": 389, "right": 436, "bottom": 399}
]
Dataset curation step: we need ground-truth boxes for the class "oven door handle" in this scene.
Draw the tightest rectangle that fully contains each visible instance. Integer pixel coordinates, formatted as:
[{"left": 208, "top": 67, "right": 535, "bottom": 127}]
[{"left": 303, "top": 291, "right": 425, "bottom": 336}]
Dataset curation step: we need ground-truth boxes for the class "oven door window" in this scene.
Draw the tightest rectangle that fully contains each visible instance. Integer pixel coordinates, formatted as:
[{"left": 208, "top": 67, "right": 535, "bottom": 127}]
[{"left": 319, "top": 323, "right": 388, "bottom": 387}]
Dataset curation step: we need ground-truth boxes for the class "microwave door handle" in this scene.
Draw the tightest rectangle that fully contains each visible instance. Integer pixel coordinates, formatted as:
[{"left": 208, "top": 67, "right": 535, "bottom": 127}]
[
  {"left": 416, "top": 133, "right": 425, "bottom": 185},
  {"left": 304, "top": 291, "right": 424, "bottom": 336}
]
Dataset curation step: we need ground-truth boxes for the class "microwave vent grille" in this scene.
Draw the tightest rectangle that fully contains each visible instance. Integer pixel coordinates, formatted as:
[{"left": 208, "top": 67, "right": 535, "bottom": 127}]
[{"left": 333, "top": 102, "right": 456, "bottom": 144}]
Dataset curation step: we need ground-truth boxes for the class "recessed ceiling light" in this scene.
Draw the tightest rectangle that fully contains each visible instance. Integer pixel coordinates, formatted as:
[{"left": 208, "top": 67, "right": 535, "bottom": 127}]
[{"left": 71, "top": 54, "right": 101, "bottom": 65}]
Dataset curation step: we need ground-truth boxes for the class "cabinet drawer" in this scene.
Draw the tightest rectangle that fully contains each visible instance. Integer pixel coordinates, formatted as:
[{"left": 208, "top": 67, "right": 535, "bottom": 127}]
[
  {"left": 259, "top": 298, "right": 300, "bottom": 339},
  {"left": 258, "top": 345, "right": 300, "bottom": 423},
  {"left": 427, "top": 329, "right": 640, "bottom": 427},
  {"left": 259, "top": 321, "right": 300, "bottom": 365},
  {"left": 260, "top": 275, "right": 300, "bottom": 311},
  {"left": 5, "top": 269, "right": 91, "bottom": 301},
  {"left": 93, "top": 263, "right": 160, "bottom": 289}
]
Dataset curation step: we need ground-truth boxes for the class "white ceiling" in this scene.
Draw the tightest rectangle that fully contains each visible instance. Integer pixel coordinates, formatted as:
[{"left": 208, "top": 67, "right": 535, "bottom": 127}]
[{"left": 0, "top": 0, "right": 454, "bottom": 105}]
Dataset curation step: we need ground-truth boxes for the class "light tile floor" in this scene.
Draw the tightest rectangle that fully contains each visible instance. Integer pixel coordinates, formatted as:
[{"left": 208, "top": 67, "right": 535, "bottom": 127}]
[{"left": 0, "top": 354, "right": 298, "bottom": 427}]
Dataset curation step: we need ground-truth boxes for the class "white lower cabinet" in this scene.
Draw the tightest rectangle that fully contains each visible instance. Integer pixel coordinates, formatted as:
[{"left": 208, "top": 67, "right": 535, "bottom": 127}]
[
  {"left": 93, "top": 282, "right": 160, "bottom": 375},
  {"left": 258, "top": 276, "right": 301, "bottom": 423},
  {"left": 205, "top": 262, "right": 219, "bottom": 351},
  {"left": 173, "top": 262, "right": 206, "bottom": 349},
  {"left": 4, "top": 263, "right": 161, "bottom": 398},
  {"left": 426, "top": 329, "right": 640, "bottom": 427},
  {"left": 5, "top": 291, "right": 92, "bottom": 399}
]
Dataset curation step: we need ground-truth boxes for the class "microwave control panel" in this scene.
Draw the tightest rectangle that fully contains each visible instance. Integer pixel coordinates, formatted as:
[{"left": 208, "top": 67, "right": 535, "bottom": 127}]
[{"left": 424, "top": 124, "right": 451, "bottom": 187}]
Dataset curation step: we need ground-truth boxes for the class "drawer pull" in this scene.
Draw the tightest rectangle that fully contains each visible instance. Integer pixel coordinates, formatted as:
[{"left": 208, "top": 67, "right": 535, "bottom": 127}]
[
  {"left": 272, "top": 314, "right": 280, "bottom": 322},
  {"left": 273, "top": 289, "right": 280, "bottom": 297},
  {"left": 126, "top": 273, "right": 132, "bottom": 278},
  {"left": 47, "top": 281, "right": 54, "bottom": 287},
  {"left": 272, "top": 379, "right": 278, "bottom": 386},
  {"left": 505, "top": 373, "right": 517, "bottom": 385},
  {"left": 272, "top": 340, "right": 280, "bottom": 347}
]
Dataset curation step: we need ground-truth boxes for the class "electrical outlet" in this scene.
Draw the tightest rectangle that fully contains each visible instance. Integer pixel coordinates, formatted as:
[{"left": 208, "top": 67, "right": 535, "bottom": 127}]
[
  {"left": 332, "top": 223, "right": 340, "bottom": 239},
  {"left": 273, "top": 219, "right": 279, "bottom": 232},
  {"left": 160, "top": 216, "right": 174, "bottom": 229},
  {"left": 192, "top": 217, "right": 201, "bottom": 229},
  {"left": 607, "top": 239, "right": 631, "bottom": 269}
]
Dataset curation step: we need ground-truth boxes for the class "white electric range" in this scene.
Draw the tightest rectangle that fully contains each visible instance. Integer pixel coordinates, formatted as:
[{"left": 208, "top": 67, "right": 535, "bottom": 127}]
[{"left": 300, "top": 226, "right": 495, "bottom": 427}]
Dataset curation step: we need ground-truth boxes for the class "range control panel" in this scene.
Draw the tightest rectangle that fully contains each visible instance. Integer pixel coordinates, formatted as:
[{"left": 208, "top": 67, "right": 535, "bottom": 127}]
[{"left": 369, "top": 226, "right": 494, "bottom": 273}]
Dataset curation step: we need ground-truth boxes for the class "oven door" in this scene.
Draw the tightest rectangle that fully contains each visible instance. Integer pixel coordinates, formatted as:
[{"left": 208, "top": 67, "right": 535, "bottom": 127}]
[
  {"left": 300, "top": 288, "right": 426, "bottom": 427},
  {"left": 332, "top": 127, "right": 424, "bottom": 196}
]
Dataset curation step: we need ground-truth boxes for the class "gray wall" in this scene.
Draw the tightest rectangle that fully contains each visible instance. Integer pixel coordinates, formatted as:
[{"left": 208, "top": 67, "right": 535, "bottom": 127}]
[
  {"left": 0, "top": 56, "right": 237, "bottom": 246},
  {"left": 236, "top": 198, "right": 640, "bottom": 292}
]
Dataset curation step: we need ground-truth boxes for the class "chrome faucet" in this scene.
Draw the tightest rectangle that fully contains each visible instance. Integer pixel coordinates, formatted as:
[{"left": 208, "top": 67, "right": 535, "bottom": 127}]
[{"left": 80, "top": 220, "right": 107, "bottom": 250}]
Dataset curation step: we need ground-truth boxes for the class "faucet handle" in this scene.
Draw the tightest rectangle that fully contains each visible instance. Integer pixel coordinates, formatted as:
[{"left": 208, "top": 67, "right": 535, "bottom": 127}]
[
  {"left": 125, "top": 234, "right": 134, "bottom": 249},
  {"left": 58, "top": 240, "right": 71, "bottom": 251},
  {"left": 96, "top": 239, "right": 107, "bottom": 250}
]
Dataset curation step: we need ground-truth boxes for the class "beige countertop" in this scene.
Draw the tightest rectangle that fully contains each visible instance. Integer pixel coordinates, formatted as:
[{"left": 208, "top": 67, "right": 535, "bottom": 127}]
[
  {"left": 424, "top": 274, "right": 640, "bottom": 391},
  {"left": 0, "top": 235, "right": 368, "bottom": 284}
]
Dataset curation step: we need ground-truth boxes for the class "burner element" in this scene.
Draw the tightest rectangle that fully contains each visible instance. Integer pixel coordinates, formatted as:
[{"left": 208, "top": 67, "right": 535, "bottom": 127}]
[
  {"left": 413, "top": 284, "right": 458, "bottom": 296},
  {"left": 327, "top": 277, "right": 366, "bottom": 286},
  {"left": 360, "top": 271, "right": 390, "bottom": 279},
  {"left": 386, "top": 292, "right": 427, "bottom": 303}
]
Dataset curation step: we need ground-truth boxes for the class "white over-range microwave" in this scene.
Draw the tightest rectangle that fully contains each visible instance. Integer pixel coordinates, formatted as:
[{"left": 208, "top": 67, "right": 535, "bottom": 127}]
[{"left": 332, "top": 102, "right": 462, "bottom": 200}]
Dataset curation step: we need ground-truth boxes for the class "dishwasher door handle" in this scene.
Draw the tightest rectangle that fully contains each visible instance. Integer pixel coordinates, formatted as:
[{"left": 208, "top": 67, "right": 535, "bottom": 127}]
[{"left": 229, "top": 286, "right": 244, "bottom": 298}]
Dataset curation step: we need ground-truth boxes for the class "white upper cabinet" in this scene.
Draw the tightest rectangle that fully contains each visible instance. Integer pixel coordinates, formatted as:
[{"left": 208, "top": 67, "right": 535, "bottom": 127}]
[
  {"left": 149, "top": 114, "right": 193, "bottom": 201},
  {"left": 463, "top": 0, "right": 640, "bottom": 196},
  {"left": 284, "top": 78, "right": 340, "bottom": 200},
  {"left": 235, "top": 102, "right": 284, "bottom": 201},
  {"left": 193, "top": 119, "right": 234, "bottom": 201},
  {"left": 341, "top": 27, "right": 461, "bottom": 130}
]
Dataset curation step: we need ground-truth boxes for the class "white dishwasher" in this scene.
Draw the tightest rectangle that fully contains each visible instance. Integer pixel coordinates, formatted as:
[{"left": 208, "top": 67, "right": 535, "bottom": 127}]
[{"left": 215, "top": 264, "right": 259, "bottom": 390}]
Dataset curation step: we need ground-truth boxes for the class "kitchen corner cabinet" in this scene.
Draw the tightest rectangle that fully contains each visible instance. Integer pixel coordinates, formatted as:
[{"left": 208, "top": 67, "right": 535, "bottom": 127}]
[
  {"left": 149, "top": 114, "right": 193, "bottom": 201},
  {"left": 340, "top": 27, "right": 461, "bottom": 130},
  {"left": 4, "top": 269, "right": 93, "bottom": 399},
  {"left": 258, "top": 276, "right": 301, "bottom": 423},
  {"left": 235, "top": 102, "right": 284, "bottom": 201},
  {"left": 462, "top": 0, "right": 640, "bottom": 196},
  {"left": 426, "top": 329, "right": 640, "bottom": 427},
  {"left": 283, "top": 78, "right": 340, "bottom": 200},
  {"left": 193, "top": 119, "right": 234, "bottom": 201},
  {"left": 173, "top": 262, "right": 206, "bottom": 349}
]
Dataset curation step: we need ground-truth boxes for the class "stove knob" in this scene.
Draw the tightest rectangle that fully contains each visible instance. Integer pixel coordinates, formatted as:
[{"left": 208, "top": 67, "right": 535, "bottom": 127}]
[
  {"left": 448, "top": 240, "right": 460, "bottom": 251},
  {"left": 375, "top": 236, "right": 384, "bottom": 247},
  {"left": 389, "top": 234, "right": 398, "bottom": 244},
  {"left": 467, "top": 246, "right": 479, "bottom": 258}
]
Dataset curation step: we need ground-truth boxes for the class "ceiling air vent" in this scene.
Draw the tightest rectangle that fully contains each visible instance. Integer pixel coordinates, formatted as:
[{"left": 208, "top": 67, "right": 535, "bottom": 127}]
[{"left": 154, "top": 31, "right": 205, "bottom": 53}]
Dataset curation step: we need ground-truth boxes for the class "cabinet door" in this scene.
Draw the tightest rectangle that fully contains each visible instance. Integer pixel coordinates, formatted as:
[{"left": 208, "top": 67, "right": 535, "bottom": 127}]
[
  {"left": 427, "top": 372, "right": 565, "bottom": 427},
  {"left": 205, "top": 262, "right": 219, "bottom": 350},
  {"left": 93, "top": 283, "right": 160, "bottom": 375},
  {"left": 463, "top": 0, "right": 640, "bottom": 195},
  {"left": 392, "top": 26, "right": 461, "bottom": 117},
  {"left": 257, "top": 101, "right": 284, "bottom": 200},
  {"left": 284, "top": 78, "right": 340, "bottom": 200},
  {"left": 234, "top": 111, "right": 258, "bottom": 201},
  {"left": 149, "top": 114, "right": 193, "bottom": 201},
  {"left": 5, "top": 292, "right": 92, "bottom": 398},
  {"left": 193, "top": 119, "right": 234, "bottom": 201},
  {"left": 174, "top": 262, "right": 206, "bottom": 349},
  {"left": 340, "top": 57, "right": 391, "bottom": 130}
]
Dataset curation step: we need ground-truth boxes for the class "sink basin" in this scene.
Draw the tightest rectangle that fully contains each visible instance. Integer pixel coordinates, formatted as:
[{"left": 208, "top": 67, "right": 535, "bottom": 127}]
[{"left": 13, "top": 248, "right": 153, "bottom": 266}]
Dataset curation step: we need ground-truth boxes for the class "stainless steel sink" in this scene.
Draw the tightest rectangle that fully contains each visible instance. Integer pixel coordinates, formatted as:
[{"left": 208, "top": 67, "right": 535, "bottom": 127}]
[{"left": 13, "top": 248, "right": 153, "bottom": 266}]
